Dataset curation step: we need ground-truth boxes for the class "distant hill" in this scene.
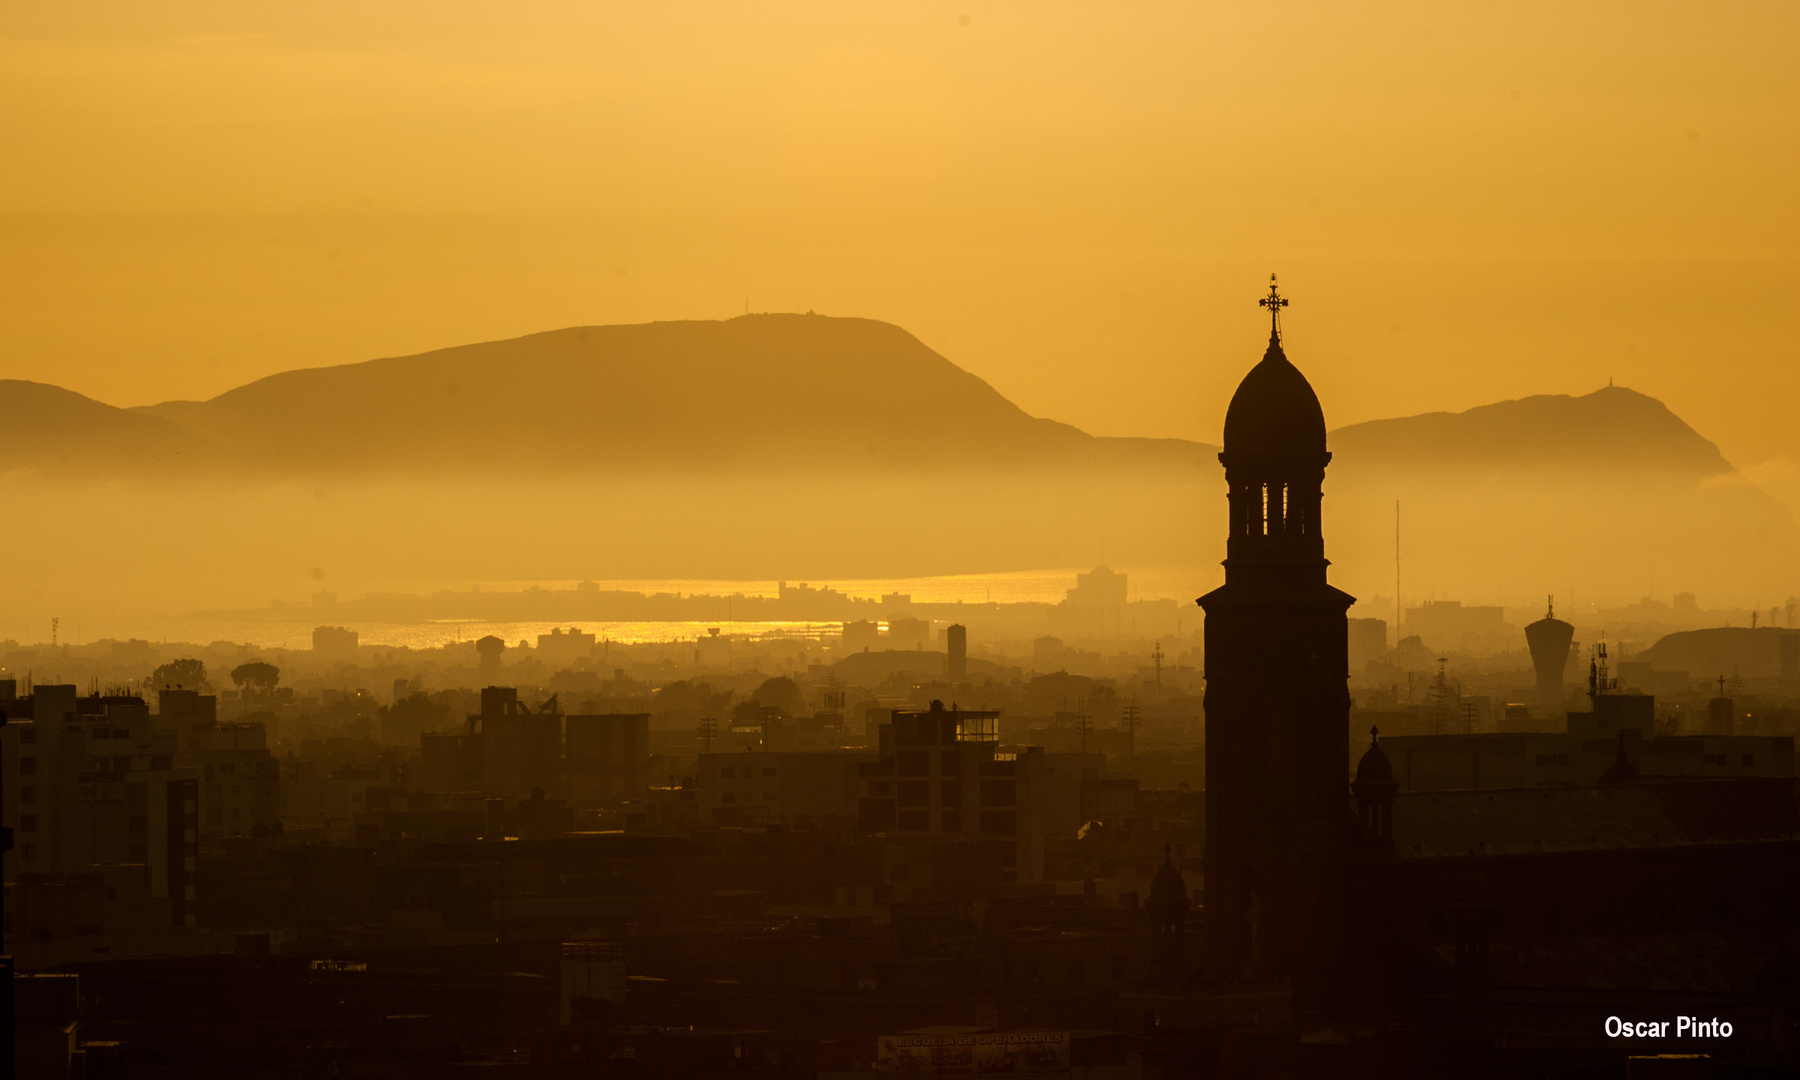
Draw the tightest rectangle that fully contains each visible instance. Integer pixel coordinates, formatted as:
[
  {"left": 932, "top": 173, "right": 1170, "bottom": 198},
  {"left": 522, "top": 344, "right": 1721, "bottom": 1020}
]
[
  {"left": 4, "top": 313, "right": 1795, "bottom": 606},
  {"left": 11, "top": 316, "right": 1754, "bottom": 489},
  {"left": 0, "top": 379, "right": 213, "bottom": 475},
  {"left": 1330, "top": 386, "right": 1732, "bottom": 479},
  {"left": 133, "top": 314, "right": 1207, "bottom": 475}
]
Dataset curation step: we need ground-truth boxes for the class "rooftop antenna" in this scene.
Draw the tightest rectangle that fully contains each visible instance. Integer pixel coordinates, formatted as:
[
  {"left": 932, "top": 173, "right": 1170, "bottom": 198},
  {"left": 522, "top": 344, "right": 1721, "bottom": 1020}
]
[
  {"left": 51, "top": 617, "right": 59, "bottom": 648},
  {"left": 1151, "top": 642, "right": 1164, "bottom": 685},
  {"left": 1395, "top": 502, "right": 1402, "bottom": 636}
]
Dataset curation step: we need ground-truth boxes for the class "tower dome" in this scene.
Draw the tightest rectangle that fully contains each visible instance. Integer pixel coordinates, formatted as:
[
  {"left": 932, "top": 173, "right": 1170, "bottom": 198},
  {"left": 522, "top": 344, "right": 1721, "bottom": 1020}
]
[
  {"left": 1222, "top": 337, "right": 1327, "bottom": 460},
  {"left": 1353, "top": 727, "right": 1395, "bottom": 789},
  {"left": 1221, "top": 275, "right": 1326, "bottom": 461}
]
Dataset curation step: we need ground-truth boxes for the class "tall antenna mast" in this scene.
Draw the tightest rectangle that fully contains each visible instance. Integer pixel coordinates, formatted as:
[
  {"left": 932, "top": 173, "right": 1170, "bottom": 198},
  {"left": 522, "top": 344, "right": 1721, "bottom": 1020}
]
[{"left": 1394, "top": 502, "right": 1402, "bottom": 639}]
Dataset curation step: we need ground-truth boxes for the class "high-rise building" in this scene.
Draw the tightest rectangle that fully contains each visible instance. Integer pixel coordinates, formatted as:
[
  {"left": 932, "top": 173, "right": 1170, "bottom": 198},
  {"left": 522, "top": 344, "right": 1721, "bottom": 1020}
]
[
  {"left": 945, "top": 624, "right": 967, "bottom": 679},
  {"left": 1196, "top": 279, "right": 1355, "bottom": 1004},
  {"left": 0, "top": 682, "right": 200, "bottom": 935}
]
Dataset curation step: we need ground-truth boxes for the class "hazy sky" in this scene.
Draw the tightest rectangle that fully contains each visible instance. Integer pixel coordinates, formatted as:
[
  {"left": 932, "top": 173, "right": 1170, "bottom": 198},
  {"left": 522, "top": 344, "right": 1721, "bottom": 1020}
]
[{"left": 4, "top": 2, "right": 1797, "bottom": 499}]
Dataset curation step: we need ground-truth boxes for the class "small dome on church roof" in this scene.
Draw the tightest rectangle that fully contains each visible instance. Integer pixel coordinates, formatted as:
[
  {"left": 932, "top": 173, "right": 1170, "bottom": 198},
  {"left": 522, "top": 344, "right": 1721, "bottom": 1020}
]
[
  {"left": 1353, "top": 726, "right": 1395, "bottom": 787},
  {"left": 1146, "top": 844, "right": 1188, "bottom": 907},
  {"left": 1223, "top": 336, "right": 1327, "bottom": 460}
]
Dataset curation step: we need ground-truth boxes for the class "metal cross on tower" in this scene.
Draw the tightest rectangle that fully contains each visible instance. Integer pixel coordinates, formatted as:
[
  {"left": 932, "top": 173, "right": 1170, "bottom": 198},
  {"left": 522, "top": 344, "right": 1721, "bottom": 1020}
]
[{"left": 1259, "top": 273, "right": 1289, "bottom": 340}]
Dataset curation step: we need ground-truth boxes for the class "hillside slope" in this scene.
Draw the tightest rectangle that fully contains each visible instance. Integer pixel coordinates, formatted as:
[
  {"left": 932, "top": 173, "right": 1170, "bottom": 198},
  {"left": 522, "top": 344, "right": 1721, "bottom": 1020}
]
[
  {"left": 1329, "top": 386, "right": 1731, "bottom": 478},
  {"left": 136, "top": 314, "right": 1204, "bottom": 474},
  {"left": 0, "top": 380, "right": 214, "bottom": 475}
]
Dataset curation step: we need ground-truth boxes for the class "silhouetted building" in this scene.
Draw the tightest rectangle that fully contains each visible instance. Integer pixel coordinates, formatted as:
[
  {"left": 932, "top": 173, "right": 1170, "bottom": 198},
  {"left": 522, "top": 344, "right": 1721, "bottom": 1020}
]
[
  {"left": 476, "top": 634, "right": 506, "bottom": 673},
  {"left": 1373, "top": 693, "right": 1792, "bottom": 791},
  {"left": 1525, "top": 598, "right": 1575, "bottom": 715},
  {"left": 1346, "top": 617, "right": 1387, "bottom": 673},
  {"left": 946, "top": 623, "right": 968, "bottom": 679},
  {"left": 1068, "top": 566, "right": 1129, "bottom": 608},
  {"left": 0, "top": 685, "right": 200, "bottom": 948},
  {"left": 1710, "top": 690, "right": 1736, "bottom": 735},
  {"left": 856, "top": 701, "right": 1073, "bottom": 883},
  {"left": 191, "top": 721, "right": 280, "bottom": 837},
  {"left": 157, "top": 687, "right": 217, "bottom": 753},
  {"left": 697, "top": 749, "right": 872, "bottom": 825},
  {"left": 475, "top": 687, "right": 562, "bottom": 797},
  {"left": 841, "top": 619, "right": 880, "bottom": 653},
  {"left": 1197, "top": 282, "right": 1354, "bottom": 1005},
  {"left": 565, "top": 713, "right": 651, "bottom": 805},
  {"left": 1143, "top": 845, "right": 1189, "bottom": 986},
  {"left": 536, "top": 626, "right": 595, "bottom": 666},
  {"left": 1405, "top": 600, "right": 1508, "bottom": 655}
]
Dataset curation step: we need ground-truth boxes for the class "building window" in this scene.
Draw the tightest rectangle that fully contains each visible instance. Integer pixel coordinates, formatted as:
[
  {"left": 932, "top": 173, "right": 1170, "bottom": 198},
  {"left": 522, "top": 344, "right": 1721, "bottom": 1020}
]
[
  {"left": 721, "top": 767, "right": 735, "bottom": 779},
  {"left": 897, "top": 751, "right": 931, "bottom": 777},
  {"left": 19, "top": 758, "right": 35, "bottom": 775},
  {"left": 21, "top": 843, "right": 37, "bottom": 860},
  {"left": 1742, "top": 754, "right": 1755, "bottom": 767},
  {"left": 868, "top": 781, "right": 892, "bottom": 797},
  {"left": 20, "top": 814, "right": 37, "bottom": 832},
  {"left": 20, "top": 786, "right": 35, "bottom": 805},
  {"left": 896, "top": 810, "right": 930, "bottom": 832},
  {"left": 761, "top": 767, "right": 776, "bottom": 777},
  {"left": 940, "top": 780, "right": 961, "bottom": 806},
  {"left": 941, "top": 809, "right": 961, "bottom": 833},
  {"left": 19, "top": 728, "right": 35, "bottom": 744},
  {"left": 980, "top": 810, "right": 1017, "bottom": 836},
  {"left": 897, "top": 780, "right": 930, "bottom": 807},
  {"left": 980, "top": 779, "right": 1016, "bottom": 807},
  {"left": 722, "top": 792, "right": 736, "bottom": 803},
  {"left": 762, "top": 792, "right": 776, "bottom": 802}
]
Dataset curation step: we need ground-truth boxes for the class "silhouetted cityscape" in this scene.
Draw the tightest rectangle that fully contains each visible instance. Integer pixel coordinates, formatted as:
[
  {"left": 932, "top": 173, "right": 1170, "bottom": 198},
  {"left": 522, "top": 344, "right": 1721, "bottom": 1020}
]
[{"left": 6, "top": 281, "right": 1800, "bottom": 1078}]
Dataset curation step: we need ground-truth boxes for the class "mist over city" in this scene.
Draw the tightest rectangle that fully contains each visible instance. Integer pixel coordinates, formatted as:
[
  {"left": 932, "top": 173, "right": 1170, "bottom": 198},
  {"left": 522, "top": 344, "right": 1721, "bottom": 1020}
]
[{"left": 4, "top": 4, "right": 1800, "bottom": 1078}]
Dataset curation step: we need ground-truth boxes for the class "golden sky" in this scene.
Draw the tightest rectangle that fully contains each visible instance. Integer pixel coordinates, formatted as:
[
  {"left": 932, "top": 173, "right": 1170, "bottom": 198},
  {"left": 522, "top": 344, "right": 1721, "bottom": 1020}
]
[{"left": 4, "top": 2, "right": 1797, "bottom": 497}]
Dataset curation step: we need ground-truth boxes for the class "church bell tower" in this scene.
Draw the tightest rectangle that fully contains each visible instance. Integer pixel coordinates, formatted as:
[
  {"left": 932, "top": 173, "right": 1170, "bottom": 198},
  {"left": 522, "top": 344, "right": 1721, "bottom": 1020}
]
[{"left": 1197, "top": 276, "right": 1356, "bottom": 1007}]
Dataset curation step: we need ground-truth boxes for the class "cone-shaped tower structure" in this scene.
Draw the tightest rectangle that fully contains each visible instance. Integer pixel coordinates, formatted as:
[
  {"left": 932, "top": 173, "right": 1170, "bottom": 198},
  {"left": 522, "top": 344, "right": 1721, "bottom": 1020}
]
[{"left": 1525, "top": 596, "right": 1574, "bottom": 717}]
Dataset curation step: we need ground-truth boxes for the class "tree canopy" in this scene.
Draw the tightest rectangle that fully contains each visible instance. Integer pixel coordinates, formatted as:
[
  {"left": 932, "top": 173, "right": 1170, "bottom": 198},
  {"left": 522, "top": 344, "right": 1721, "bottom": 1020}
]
[
  {"left": 750, "top": 675, "right": 804, "bottom": 716},
  {"left": 230, "top": 661, "right": 280, "bottom": 694},
  {"left": 149, "top": 658, "right": 210, "bottom": 692}
]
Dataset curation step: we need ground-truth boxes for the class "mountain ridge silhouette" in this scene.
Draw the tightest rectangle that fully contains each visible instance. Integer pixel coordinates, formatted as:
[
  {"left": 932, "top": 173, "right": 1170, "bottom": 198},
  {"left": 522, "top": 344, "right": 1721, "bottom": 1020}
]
[{"left": 0, "top": 313, "right": 1760, "bottom": 484}]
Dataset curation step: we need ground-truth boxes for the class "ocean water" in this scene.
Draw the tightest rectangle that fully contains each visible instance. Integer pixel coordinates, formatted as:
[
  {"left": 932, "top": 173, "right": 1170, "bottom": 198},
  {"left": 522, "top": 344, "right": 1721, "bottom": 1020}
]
[{"left": 27, "top": 564, "right": 1216, "bottom": 651}]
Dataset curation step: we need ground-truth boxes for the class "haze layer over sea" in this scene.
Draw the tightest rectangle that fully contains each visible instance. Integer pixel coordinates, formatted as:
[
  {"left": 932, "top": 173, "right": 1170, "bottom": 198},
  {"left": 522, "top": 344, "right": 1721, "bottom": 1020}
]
[{"left": 8, "top": 565, "right": 1216, "bottom": 651}]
